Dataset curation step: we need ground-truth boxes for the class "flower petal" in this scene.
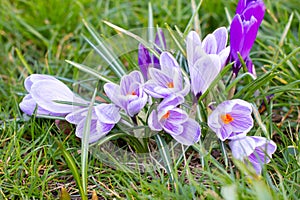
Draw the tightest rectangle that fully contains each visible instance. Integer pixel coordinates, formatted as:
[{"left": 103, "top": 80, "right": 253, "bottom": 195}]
[
  {"left": 190, "top": 55, "right": 220, "bottom": 96},
  {"left": 166, "top": 108, "right": 188, "bottom": 123},
  {"left": 94, "top": 104, "right": 121, "bottom": 124},
  {"left": 19, "top": 94, "right": 61, "bottom": 116},
  {"left": 230, "top": 14, "right": 244, "bottom": 60},
  {"left": 138, "top": 43, "right": 152, "bottom": 79},
  {"left": 30, "top": 80, "right": 81, "bottom": 114},
  {"left": 75, "top": 119, "right": 103, "bottom": 143},
  {"left": 148, "top": 110, "right": 163, "bottom": 131},
  {"left": 171, "top": 118, "right": 201, "bottom": 145},
  {"left": 127, "top": 92, "right": 148, "bottom": 116},
  {"left": 103, "top": 82, "right": 124, "bottom": 108},
  {"left": 160, "top": 52, "right": 180, "bottom": 73},
  {"left": 202, "top": 34, "right": 217, "bottom": 54},
  {"left": 24, "top": 74, "right": 56, "bottom": 92},
  {"left": 212, "top": 27, "right": 228, "bottom": 54},
  {"left": 163, "top": 121, "right": 183, "bottom": 136},
  {"left": 186, "top": 31, "right": 205, "bottom": 67},
  {"left": 218, "top": 46, "right": 230, "bottom": 68},
  {"left": 157, "top": 95, "right": 184, "bottom": 111},
  {"left": 229, "top": 136, "right": 256, "bottom": 160}
]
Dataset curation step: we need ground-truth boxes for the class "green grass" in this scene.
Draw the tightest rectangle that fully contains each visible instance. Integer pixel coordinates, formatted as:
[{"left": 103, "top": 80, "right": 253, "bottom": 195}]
[{"left": 0, "top": 0, "right": 300, "bottom": 199}]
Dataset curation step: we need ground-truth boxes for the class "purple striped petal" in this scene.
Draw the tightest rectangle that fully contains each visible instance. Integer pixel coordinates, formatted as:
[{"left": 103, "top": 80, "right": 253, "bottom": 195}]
[
  {"left": 30, "top": 80, "right": 80, "bottom": 114},
  {"left": 229, "top": 136, "right": 256, "bottom": 159},
  {"left": 138, "top": 43, "right": 152, "bottom": 79},
  {"left": 212, "top": 27, "right": 228, "bottom": 54},
  {"left": 94, "top": 104, "right": 121, "bottom": 124},
  {"left": 202, "top": 34, "right": 217, "bottom": 54},
  {"left": 148, "top": 110, "right": 163, "bottom": 131},
  {"left": 24, "top": 74, "right": 56, "bottom": 92},
  {"left": 171, "top": 118, "right": 201, "bottom": 145}
]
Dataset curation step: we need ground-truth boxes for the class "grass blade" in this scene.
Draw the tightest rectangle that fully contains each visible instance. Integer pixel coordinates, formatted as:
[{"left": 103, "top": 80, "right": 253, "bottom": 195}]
[
  {"left": 154, "top": 135, "right": 174, "bottom": 184},
  {"left": 65, "top": 60, "right": 113, "bottom": 83},
  {"left": 102, "top": 20, "right": 160, "bottom": 58},
  {"left": 81, "top": 86, "right": 98, "bottom": 196},
  {"left": 55, "top": 138, "right": 86, "bottom": 199}
]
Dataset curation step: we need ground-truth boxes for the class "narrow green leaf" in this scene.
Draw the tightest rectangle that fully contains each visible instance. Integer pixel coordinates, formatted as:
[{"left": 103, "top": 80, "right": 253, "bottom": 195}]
[
  {"left": 81, "top": 86, "right": 98, "bottom": 196},
  {"left": 183, "top": 0, "right": 203, "bottom": 37},
  {"left": 55, "top": 138, "right": 86, "bottom": 200},
  {"left": 102, "top": 20, "right": 160, "bottom": 58},
  {"left": 154, "top": 135, "right": 174, "bottom": 183},
  {"left": 165, "top": 23, "right": 186, "bottom": 57},
  {"left": 82, "top": 19, "right": 126, "bottom": 77},
  {"left": 15, "top": 48, "right": 33, "bottom": 75},
  {"left": 82, "top": 35, "right": 124, "bottom": 78},
  {"left": 65, "top": 60, "right": 113, "bottom": 83}
]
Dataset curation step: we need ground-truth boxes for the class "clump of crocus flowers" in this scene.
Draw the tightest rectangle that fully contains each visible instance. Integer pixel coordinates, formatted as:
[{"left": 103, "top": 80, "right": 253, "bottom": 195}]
[{"left": 19, "top": 0, "right": 276, "bottom": 175}]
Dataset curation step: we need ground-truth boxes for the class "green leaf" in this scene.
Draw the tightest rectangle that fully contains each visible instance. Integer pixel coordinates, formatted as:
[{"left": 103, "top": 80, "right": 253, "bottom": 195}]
[
  {"left": 81, "top": 86, "right": 98, "bottom": 196},
  {"left": 65, "top": 60, "right": 113, "bottom": 83},
  {"left": 55, "top": 138, "right": 86, "bottom": 200}
]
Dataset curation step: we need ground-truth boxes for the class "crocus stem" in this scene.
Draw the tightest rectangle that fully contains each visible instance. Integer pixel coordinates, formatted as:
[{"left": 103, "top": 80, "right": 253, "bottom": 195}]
[
  {"left": 220, "top": 140, "right": 229, "bottom": 168},
  {"left": 227, "top": 73, "right": 236, "bottom": 99}
]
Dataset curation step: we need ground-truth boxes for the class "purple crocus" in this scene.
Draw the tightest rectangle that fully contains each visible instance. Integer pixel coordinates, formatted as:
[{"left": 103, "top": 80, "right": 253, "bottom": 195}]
[
  {"left": 186, "top": 28, "right": 229, "bottom": 101},
  {"left": 138, "top": 29, "right": 166, "bottom": 80},
  {"left": 144, "top": 52, "right": 190, "bottom": 98},
  {"left": 229, "top": 136, "right": 277, "bottom": 174},
  {"left": 208, "top": 99, "right": 253, "bottom": 141},
  {"left": 65, "top": 104, "right": 121, "bottom": 143},
  {"left": 19, "top": 74, "right": 87, "bottom": 116},
  {"left": 104, "top": 71, "right": 148, "bottom": 117},
  {"left": 230, "top": 0, "right": 266, "bottom": 75},
  {"left": 148, "top": 95, "right": 201, "bottom": 145}
]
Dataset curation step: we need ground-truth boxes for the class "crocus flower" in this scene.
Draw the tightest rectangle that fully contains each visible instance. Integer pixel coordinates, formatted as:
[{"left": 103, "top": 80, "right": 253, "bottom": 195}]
[
  {"left": 19, "top": 74, "right": 87, "bottom": 116},
  {"left": 148, "top": 95, "right": 201, "bottom": 145},
  {"left": 65, "top": 104, "right": 121, "bottom": 143},
  {"left": 186, "top": 29, "right": 229, "bottom": 101},
  {"left": 104, "top": 71, "right": 148, "bottom": 117},
  {"left": 138, "top": 29, "right": 166, "bottom": 79},
  {"left": 229, "top": 136, "right": 277, "bottom": 174},
  {"left": 144, "top": 52, "right": 190, "bottom": 98},
  {"left": 208, "top": 99, "right": 253, "bottom": 141},
  {"left": 230, "top": 0, "right": 266, "bottom": 75}
]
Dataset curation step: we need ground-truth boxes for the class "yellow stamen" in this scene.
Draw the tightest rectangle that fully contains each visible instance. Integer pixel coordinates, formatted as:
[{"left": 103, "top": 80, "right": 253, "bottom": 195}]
[
  {"left": 221, "top": 114, "right": 234, "bottom": 124},
  {"left": 162, "top": 111, "right": 170, "bottom": 119},
  {"left": 167, "top": 82, "right": 174, "bottom": 88}
]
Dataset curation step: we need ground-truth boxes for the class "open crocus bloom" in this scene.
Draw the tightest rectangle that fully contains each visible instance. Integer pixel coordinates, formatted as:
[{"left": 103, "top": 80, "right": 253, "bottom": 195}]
[
  {"left": 148, "top": 95, "right": 201, "bottom": 145},
  {"left": 138, "top": 29, "right": 166, "bottom": 80},
  {"left": 65, "top": 104, "right": 121, "bottom": 143},
  {"left": 230, "top": 0, "right": 265, "bottom": 75},
  {"left": 104, "top": 71, "right": 148, "bottom": 117},
  {"left": 229, "top": 136, "right": 277, "bottom": 174},
  {"left": 208, "top": 99, "right": 253, "bottom": 141},
  {"left": 186, "top": 29, "right": 229, "bottom": 100},
  {"left": 19, "top": 74, "right": 87, "bottom": 116},
  {"left": 144, "top": 52, "right": 190, "bottom": 98}
]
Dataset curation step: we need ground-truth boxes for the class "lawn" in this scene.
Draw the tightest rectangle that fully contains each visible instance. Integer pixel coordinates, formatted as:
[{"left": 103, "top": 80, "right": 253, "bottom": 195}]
[{"left": 0, "top": 0, "right": 299, "bottom": 199}]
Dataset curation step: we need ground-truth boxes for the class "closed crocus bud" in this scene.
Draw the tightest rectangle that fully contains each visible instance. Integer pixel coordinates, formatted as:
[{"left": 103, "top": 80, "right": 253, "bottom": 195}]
[
  {"left": 138, "top": 29, "right": 166, "bottom": 80},
  {"left": 186, "top": 29, "right": 229, "bottom": 102},
  {"left": 229, "top": 0, "right": 266, "bottom": 75},
  {"left": 19, "top": 74, "right": 87, "bottom": 117}
]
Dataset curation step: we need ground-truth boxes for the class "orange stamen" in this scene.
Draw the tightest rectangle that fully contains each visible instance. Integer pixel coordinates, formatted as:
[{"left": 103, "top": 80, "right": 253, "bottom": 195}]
[
  {"left": 131, "top": 91, "right": 137, "bottom": 95},
  {"left": 162, "top": 111, "right": 170, "bottom": 119},
  {"left": 221, "top": 114, "right": 234, "bottom": 124},
  {"left": 167, "top": 82, "right": 174, "bottom": 88}
]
